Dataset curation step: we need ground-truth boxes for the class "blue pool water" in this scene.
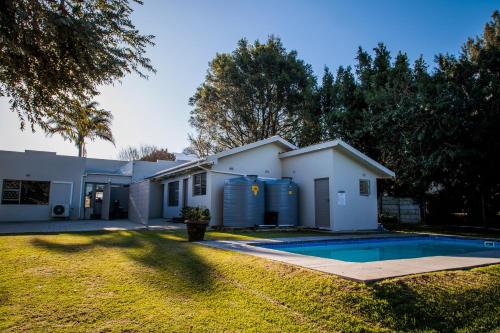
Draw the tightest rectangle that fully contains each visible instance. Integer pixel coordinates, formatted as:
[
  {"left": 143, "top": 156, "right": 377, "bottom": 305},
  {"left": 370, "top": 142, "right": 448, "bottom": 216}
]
[{"left": 256, "top": 236, "right": 497, "bottom": 262}]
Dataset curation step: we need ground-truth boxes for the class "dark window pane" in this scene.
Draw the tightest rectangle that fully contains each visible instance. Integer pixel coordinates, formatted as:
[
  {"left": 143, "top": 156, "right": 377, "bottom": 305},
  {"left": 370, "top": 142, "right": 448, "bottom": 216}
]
[
  {"left": 192, "top": 172, "right": 206, "bottom": 196},
  {"left": 359, "top": 180, "right": 370, "bottom": 196},
  {"left": 168, "top": 181, "right": 179, "bottom": 206},
  {"left": 20, "top": 181, "right": 50, "bottom": 204}
]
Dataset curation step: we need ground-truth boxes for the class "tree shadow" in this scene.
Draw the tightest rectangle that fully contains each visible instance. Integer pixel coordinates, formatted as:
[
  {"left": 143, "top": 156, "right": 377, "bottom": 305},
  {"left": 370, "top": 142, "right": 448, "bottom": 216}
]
[
  {"left": 368, "top": 270, "right": 500, "bottom": 332},
  {"left": 29, "top": 231, "right": 216, "bottom": 293}
]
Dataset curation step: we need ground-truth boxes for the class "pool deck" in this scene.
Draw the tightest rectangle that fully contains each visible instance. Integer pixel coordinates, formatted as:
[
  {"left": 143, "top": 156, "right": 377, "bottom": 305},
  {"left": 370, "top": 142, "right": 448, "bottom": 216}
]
[{"left": 201, "top": 233, "right": 500, "bottom": 282}]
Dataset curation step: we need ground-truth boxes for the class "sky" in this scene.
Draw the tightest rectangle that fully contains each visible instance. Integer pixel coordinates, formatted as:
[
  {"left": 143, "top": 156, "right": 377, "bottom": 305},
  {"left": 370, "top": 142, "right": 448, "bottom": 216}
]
[{"left": 0, "top": 0, "right": 497, "bottom": 159}]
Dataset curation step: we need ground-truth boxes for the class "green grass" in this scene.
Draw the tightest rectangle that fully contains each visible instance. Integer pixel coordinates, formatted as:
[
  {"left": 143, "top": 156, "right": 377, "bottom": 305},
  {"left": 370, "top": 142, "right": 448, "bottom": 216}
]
[{"left": 0, "top": 230, "right": 499, "bottom": 332}]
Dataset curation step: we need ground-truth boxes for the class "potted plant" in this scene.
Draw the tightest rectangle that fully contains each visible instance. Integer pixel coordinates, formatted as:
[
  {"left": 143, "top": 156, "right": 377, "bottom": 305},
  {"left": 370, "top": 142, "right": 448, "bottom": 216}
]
[{"left": 181, "top": 206, "right": 211, "bottom": 241}]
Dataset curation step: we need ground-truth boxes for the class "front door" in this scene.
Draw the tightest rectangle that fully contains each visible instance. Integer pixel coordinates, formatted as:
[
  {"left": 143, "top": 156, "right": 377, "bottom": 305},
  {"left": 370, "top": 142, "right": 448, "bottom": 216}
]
[
  {"left": 182, "top": 178, "right": 189, "bottom": 207},
  {"left": 314, "top": 178, "right": 331, "bottom": 229}
]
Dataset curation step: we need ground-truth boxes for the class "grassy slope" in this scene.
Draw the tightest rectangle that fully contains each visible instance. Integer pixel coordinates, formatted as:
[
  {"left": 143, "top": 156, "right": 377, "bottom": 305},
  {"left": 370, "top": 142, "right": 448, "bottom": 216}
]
[{"left": 0, "top": 230, "right": 498, "bottom": 332}]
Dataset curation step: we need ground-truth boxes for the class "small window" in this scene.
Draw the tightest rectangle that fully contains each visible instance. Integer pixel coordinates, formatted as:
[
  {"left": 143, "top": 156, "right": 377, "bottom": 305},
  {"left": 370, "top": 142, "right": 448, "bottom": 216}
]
[
  {"left": 168, "top": 181, "right": 179, "bottom": 206},
  {"left": 1, "top": 179, "right": 50, "bottom": 205},
  {"left": 192, "top": 172, "right": 207, "bottom": 196},
  {"left": 359, "top": 179, "right": 370, "bottom": 196}
]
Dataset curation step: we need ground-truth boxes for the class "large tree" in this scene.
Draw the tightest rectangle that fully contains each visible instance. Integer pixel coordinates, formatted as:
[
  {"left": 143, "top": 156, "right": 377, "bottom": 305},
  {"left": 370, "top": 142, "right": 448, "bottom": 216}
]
[
  {"left": 189, "top": 36, "right": 317, "bottom": 153},
  {"left": 0, "top": 0, "right": 155, "bottom": 130},
  {"left": 46, "top": 101, "right": 114, "bottom": 157},
  {"left": 318, "top": 10, "right": 500, "bottom": 225}
]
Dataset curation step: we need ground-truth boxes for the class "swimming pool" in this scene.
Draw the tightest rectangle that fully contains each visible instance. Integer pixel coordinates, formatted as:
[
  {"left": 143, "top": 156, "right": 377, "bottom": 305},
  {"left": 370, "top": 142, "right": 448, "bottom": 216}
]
[{"left": 256, "top": 236, "right": 497, "bottom": 263}]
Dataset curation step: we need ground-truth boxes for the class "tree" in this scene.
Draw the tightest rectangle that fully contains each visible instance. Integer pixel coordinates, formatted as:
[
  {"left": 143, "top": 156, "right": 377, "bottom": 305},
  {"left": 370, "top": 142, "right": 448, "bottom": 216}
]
[
  {"left": 46, "top": 101, "right": 114, "bottom": 157},
  {"left": 189, "top": 36, "right": 317, "bottom": 151},
  {"left": 0, "top": 0, "right": 155, "bottom": 130},
  {"left": 118, "top": 145, "right": 175, "bottom": 161},
  {"left": 185, "top": 132, "right": 217, "bottom": 158}
]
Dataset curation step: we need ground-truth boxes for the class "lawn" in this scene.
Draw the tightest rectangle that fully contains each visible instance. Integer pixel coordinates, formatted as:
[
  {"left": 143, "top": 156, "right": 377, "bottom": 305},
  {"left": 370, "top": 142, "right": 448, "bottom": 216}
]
[{"left": 0, "top": 230, "right": 499, "bottom": 332}]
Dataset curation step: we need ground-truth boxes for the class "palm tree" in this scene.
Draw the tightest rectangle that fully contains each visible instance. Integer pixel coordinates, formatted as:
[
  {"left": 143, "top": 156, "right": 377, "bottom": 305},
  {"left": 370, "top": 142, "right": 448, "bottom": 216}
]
[{"left": 47, "top": 100, "right": 115, "bottom": 157}]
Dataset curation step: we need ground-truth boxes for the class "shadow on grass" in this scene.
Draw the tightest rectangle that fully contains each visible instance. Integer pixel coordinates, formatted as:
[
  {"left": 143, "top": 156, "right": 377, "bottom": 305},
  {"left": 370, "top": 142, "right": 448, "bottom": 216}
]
[
  {"left": 369, "top": 270, "right": 500, "bottom": 332},
  {"left": 30, "top": 231, "right": 216, "bottom": 293}
]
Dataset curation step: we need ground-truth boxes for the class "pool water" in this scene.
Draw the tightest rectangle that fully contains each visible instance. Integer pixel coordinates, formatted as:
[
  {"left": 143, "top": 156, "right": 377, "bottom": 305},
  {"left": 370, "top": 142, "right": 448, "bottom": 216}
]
[{"left": 257, "top": 236, "right": 497, "bottom": 262}]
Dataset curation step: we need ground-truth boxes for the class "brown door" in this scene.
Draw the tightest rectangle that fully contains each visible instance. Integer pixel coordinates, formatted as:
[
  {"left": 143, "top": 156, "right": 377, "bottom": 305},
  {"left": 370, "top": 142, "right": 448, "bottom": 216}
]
[{"left": 314, "top": 178, "right": 331, "bottom": 229}]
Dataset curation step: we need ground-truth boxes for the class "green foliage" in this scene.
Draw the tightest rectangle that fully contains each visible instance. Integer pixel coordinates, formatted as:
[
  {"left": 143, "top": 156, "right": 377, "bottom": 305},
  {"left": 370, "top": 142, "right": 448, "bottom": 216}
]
[
  {"left": 0, "top": 0, "right": 155, "bottom": 130},
  {"left": 181, "top": 206, "right": 211, "bottom": 222},
  {"left": 189, "top": 36, "right": 318, "bottom": 153},
  {"left": 318, "top": 11, "right": 500, "bottom": 224},
  {"left": 46, "top": 100, "right": 114, "bottom": 157}
]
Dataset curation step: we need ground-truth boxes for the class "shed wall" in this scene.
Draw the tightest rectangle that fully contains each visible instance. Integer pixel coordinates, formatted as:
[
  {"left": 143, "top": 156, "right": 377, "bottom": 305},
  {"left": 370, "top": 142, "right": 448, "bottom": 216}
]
[{"left": 331, "top": 150, "right": 378, "bottom": 231}]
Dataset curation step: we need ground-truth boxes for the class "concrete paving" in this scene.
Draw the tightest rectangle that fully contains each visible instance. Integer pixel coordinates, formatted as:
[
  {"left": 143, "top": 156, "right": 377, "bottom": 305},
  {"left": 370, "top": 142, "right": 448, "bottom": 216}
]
[
  {"left": 201, "top": 234, "right": 500, "bottom": 282},
  {"left": 0, "top": 218, "right": 186, "bottom": 234}
]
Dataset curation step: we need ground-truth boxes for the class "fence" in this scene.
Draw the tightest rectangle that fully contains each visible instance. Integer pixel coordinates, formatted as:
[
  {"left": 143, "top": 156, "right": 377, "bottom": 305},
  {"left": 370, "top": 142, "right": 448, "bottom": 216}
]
[{"left": 380, "top": 196, "right": 421, "bottom": 224}]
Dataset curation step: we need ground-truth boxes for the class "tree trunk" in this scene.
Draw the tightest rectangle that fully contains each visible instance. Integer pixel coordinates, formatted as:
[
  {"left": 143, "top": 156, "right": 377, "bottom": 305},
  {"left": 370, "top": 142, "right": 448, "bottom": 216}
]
[{"left": 78, "top": 142, "right": 86, "bottom": 157}]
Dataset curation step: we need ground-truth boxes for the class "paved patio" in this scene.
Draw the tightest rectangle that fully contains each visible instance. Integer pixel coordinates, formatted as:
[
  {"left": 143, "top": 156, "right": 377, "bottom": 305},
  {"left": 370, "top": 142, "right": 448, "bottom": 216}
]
[
  {"left": 201, "top": 234, "right": 500, "bottom": 282},
  {"left": 0, "top": 218, "right": 186, "bottom": 234}
]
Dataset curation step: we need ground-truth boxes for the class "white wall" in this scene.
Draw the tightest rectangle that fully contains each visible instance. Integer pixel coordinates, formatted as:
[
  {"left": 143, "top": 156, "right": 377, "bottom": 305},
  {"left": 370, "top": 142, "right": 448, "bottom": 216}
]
[
  {"left": 331, "top": 149, "right": 378, "bottom": 231},
  {"left": 281, "top": 148, "right": 379, "bottom": 231},
  {"left": 129, "top": 180, "right": 150, "bottom": 224},
  {"left": 281, "top": 149, "right": 335, "bottom": 228},
  {"left": 0, "top": 150, "right": 85, "bottom": 221},
  {"left": 209, "top": 143, "right": 287, "bottom": 226},
  {"left": 213, "top": 143, "right": 284, "bottom": 178},
  {"left": 162, "top": 142, "right": 287, "bottom": 226},
  {"left": 162, "top": 172, "right": 211, "bottom": 221}
]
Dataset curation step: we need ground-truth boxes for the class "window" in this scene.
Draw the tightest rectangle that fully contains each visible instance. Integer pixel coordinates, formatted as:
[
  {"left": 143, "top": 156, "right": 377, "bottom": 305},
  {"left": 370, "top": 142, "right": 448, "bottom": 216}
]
[
  {"left": 1, "top": 179, "right": 50, "bottom": 205},
  {"left": 168, "top": 181, "right": 179, "bottom": 206},
  {"left": 359, "top": 179, "right": 370, "bottom": 196},
  {"left": 192, "top": 172, "right": 206, "bottom": 196}
]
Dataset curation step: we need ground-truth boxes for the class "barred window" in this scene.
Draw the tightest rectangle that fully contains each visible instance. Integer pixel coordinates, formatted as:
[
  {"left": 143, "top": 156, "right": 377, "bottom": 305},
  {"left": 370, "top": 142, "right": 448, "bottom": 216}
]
[
  {"left": 1, "top": 179, "right": 50, "bottom": 205},
  {"left": 192, "top": 172, "right": 206, "bottom": 196}
]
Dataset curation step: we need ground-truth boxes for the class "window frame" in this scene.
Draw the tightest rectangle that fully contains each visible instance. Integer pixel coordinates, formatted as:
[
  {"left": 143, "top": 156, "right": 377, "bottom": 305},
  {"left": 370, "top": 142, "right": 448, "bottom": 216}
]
[
  {"left": 359, "top": 179, "right": 370, "bottom": 196},
  {"left": 167, "top": 181, "right": 180, "bottom": 207},
  {"left": 1, "top": 179, "right": 51, "bottom": 205},
  {"left": 192, "top": 172, "right": 207, "bottom": 196}
]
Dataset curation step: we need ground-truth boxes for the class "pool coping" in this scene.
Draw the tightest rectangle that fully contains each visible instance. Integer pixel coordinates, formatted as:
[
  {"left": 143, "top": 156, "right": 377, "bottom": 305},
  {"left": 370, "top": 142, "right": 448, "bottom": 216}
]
[{"left": 200, "top": 233, "right": 500, "bottom": 282}]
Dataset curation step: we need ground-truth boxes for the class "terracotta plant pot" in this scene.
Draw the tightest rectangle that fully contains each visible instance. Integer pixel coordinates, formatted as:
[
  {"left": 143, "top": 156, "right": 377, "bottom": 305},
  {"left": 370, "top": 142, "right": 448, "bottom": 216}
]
[{"left": 185, "top": 220, "right": 209, "bottom": 242}]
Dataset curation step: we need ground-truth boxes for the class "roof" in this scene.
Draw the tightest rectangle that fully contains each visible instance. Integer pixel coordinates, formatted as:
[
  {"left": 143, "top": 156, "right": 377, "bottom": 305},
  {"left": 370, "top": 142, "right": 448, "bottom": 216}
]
[
  {"left": 279, "top": 139, "right": 395, "bottom": 178},
  {"left": 150, "top": 136, "right": 297, "bottom": 179},
  {"left": 211, "top": 136, "right": 297, "bottom": 159}
]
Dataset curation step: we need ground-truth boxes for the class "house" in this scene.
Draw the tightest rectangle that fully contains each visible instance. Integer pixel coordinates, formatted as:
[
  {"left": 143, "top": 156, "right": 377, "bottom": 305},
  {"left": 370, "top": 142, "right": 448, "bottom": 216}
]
[
  {"left": 0, "top": 136, "right": 394, "bottom": 230},
  {"left": 0, "top": 149, "right": 187, "bottom": 222},
  {"left": 149, "top": 136, "right": 395, "bottom": 231}
]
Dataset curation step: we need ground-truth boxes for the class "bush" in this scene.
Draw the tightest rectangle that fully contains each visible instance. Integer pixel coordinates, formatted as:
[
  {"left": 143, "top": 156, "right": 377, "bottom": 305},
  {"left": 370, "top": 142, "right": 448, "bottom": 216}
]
[{"left": 181, "top": 206, "right": 211, "bottom": 222}]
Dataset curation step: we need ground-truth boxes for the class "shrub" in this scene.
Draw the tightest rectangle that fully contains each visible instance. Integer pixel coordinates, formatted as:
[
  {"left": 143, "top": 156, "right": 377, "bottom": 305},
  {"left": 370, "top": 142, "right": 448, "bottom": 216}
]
[{"left": 181, "top": 206, "right": 211, "bottom": 222}]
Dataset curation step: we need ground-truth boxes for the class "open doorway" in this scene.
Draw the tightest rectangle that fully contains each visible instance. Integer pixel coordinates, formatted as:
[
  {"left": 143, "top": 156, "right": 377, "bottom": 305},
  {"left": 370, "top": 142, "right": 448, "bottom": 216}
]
[{"left": 84, "top": 183, "right": 129, "bottom": 220}]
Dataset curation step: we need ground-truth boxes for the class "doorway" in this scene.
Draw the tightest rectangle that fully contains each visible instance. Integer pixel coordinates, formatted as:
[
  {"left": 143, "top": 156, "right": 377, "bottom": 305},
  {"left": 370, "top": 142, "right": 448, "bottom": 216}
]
[
  {"left": 84, "top": 183, "right": 129, "bottom": 220},
  {"left": 182, "top": 178, "right": 189, "bottom": 207},
  {"left": 314, "top": 178, "right": 331, "bottom": 229}
]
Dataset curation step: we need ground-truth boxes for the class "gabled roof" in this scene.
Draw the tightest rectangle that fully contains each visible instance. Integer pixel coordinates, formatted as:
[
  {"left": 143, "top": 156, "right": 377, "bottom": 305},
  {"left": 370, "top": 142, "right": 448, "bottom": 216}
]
[
  {"left": 150, "top": 136, "right": 297, "bottom": 179},
  {"left": 279, "top": 139, "right": 395, "bottom": 178},
  {"left": 211, "top": 135, "right": 297, "bottom": 159}
]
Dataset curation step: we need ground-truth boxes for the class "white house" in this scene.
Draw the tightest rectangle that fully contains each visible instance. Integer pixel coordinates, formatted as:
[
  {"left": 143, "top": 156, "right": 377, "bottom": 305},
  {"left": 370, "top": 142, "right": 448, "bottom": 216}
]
[
  {"left": 0, "top": 150, "right": 188, "bottom": 222},
  {"left": 150, "top": 136, "right": 395, "bottom": 231}
]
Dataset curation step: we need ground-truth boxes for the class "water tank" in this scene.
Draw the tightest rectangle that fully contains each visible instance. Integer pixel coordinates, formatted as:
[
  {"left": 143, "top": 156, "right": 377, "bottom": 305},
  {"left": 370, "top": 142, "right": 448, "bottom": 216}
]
[
  {"left": 264, "top": 178, "right": 299, "bottom": 226},
  {"left": 223, "top": 176, "right": 265, "bottom": 227}
]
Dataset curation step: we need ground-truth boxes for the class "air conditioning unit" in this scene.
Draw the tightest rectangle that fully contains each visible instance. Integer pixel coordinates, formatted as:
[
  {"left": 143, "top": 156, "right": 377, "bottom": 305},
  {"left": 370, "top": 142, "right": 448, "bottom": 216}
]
[{"left": 52, "top": 204, "right": 70, "bottom": 218}]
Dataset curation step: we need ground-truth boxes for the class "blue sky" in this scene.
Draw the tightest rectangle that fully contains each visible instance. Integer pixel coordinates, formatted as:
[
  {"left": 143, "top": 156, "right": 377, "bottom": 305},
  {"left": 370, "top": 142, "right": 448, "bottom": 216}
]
[{"left": 0, "top": 0, "right": 497, "bottom": 159}]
